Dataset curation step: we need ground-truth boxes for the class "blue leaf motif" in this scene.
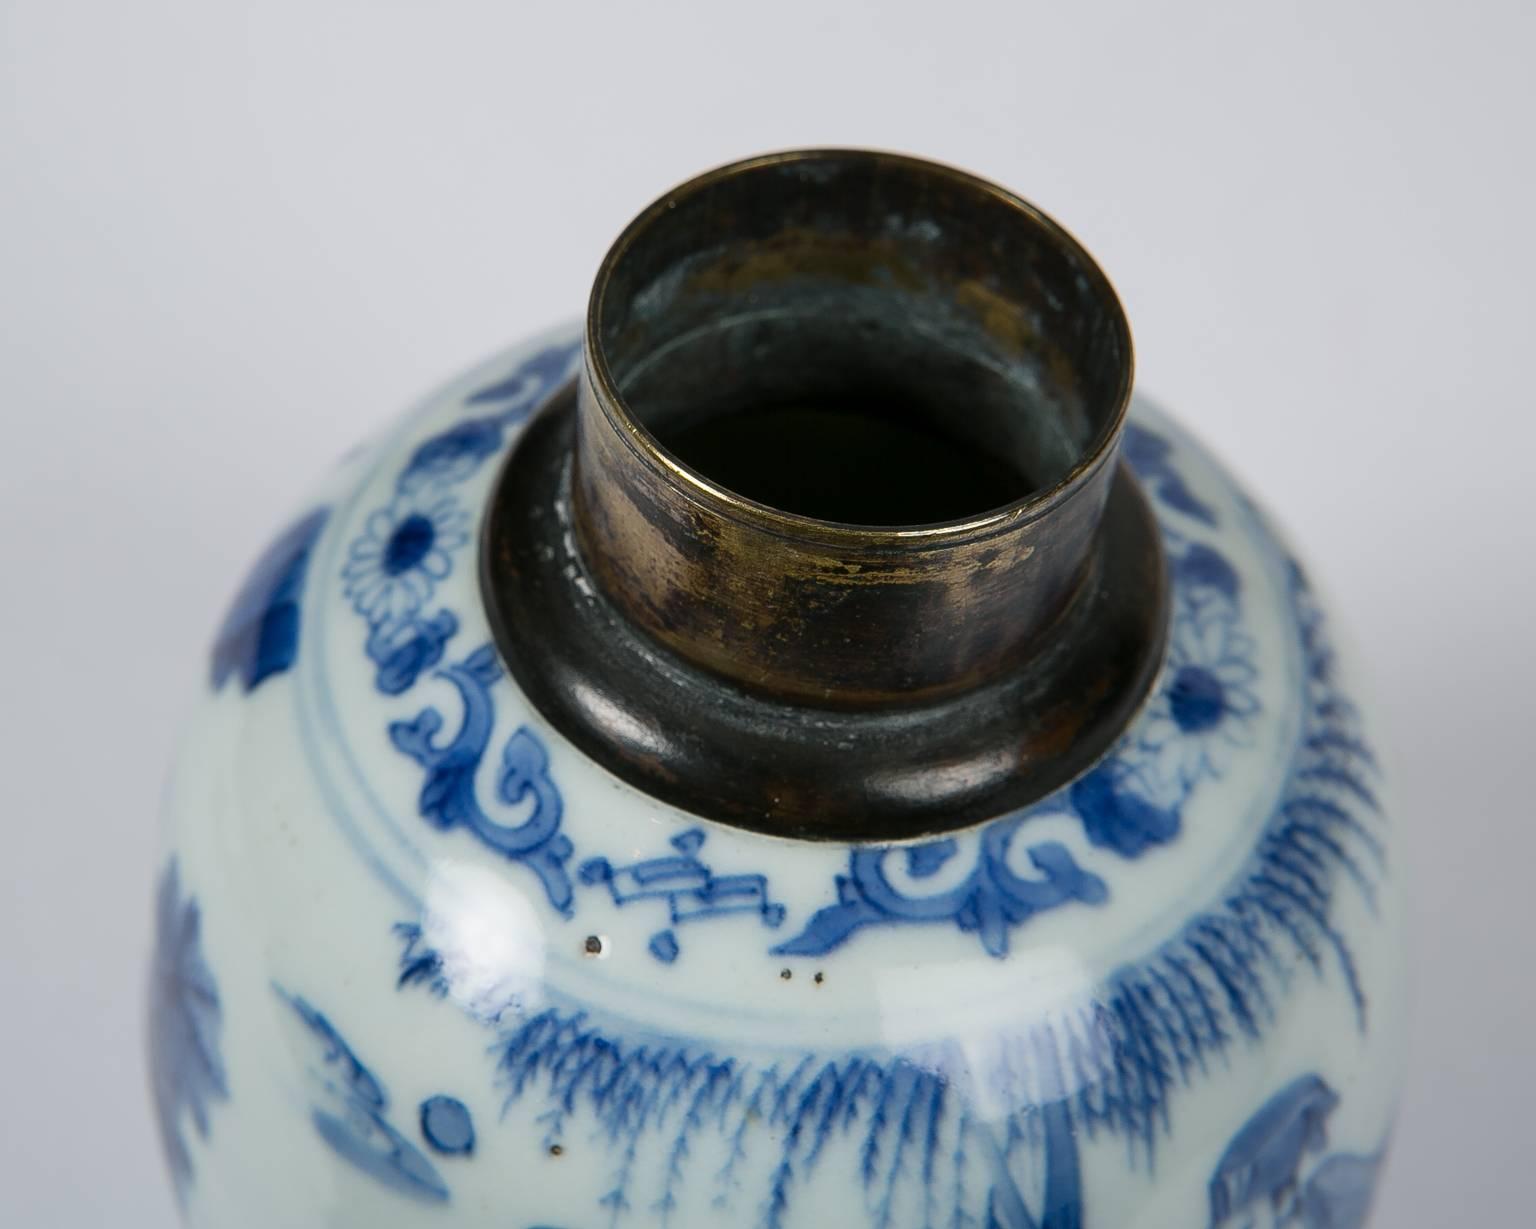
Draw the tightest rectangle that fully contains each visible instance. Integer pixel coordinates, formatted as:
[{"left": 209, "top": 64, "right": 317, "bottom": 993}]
[
  {"left": 210, "top": 507, "right": 329, "bottom": 693},
  {"left": 148, "top": 859, "right": 229, "bottom": 1202},
  {"left": 399, "top": 417, "right": 506, "bottom": 490},
  {"left": 276, "top": 988, "right": 450, "bottom": 1204}
]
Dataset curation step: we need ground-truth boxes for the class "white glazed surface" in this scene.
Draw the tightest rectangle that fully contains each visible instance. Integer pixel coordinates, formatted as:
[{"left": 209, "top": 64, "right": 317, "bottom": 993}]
[{"left": 153, "top": 326, "right": 1407, "bottom": 1229}]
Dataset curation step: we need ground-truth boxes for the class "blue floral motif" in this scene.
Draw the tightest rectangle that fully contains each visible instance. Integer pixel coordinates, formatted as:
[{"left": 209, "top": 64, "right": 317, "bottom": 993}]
[
  {"left": 345, "top": 340, "right": 579, "bottom": 694},
  {"left": 276, "top": 987, "right": 451, "bottom": 1204},
  {"left": 579, "top": 828, "right": 787, "bottom": 964},
  {"left": 344, "top": 344, "right": 582, "bottom": 886},
  {"left": 210, "top": 507, "right": 329, "bottom": 692},
  {"left": 389, "top": 644, "right": 574, "bottom": 915},
  {"left": 343, "top": 491, "right": 469, "bottom": 629},
  {"left": 148, "top": 859, "right": 229, "bottom": 1202},
  {"left": 1210, "top": 1073, "right": 1386, "bottom": 1229},
  {"left": 1140, "top": 607, "right": 1260, "bottom": 790}
]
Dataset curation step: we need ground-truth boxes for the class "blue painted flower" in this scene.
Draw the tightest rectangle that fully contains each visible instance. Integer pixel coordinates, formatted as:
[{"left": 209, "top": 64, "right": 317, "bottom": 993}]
[
  {"left": 1141, "top": 608, "right": 1259, "bottom": 788},
  {"left": 148, "top": 859, "right": 229, "bottom": 1201},
  {"left": 343, "top": 493, "right": 469, "bottom": 628}
]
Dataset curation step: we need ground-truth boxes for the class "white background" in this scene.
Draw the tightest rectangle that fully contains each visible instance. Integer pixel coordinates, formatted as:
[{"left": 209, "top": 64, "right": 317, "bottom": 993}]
[{"left": 1, "top": 2, "right": 1531, "bottom": 1224}]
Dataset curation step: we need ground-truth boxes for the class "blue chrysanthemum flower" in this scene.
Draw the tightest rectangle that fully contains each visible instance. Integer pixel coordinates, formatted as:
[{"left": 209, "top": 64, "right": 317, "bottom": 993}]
[
  {"left": 1141, "top": 609, "right": 1260, "bottom": 788},
  {"left": 342, "top": 493, "right": 469, "bottom": 629}
]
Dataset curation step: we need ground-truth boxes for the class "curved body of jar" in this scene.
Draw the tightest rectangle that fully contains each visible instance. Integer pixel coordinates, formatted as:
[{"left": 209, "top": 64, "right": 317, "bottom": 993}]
[{"left": 150, "top": 323, "right": 1405, "bottom": 1229}]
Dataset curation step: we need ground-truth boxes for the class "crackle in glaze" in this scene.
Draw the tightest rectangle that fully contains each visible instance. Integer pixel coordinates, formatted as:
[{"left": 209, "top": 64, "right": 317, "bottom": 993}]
[{"left": 151, "top": 328, "right": 1406, "bottom": 1229}]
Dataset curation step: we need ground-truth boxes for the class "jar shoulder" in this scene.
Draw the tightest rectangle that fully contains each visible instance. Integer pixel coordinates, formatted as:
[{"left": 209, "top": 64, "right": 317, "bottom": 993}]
[{"left": 153, "top": 326, "right": 1407, "bottom": 1229}]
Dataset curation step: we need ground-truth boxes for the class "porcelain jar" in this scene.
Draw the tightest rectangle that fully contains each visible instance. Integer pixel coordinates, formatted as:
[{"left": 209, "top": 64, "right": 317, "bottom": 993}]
[{"left": 149, "top": 151, "right": 1406, "bottom": 1229}]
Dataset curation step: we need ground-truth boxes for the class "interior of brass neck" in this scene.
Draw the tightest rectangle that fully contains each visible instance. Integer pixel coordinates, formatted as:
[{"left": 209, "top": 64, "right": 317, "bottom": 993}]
[{"left": 572, "top": 149, "right": 1134, "bottom": 706}]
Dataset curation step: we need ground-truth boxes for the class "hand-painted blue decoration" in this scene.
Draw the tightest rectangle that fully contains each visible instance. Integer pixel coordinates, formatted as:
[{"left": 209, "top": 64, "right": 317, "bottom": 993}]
[
  {"left": 343, "top": 345, "right": 580, "bottom": 909},
  {"left": 390, "top": 644, "right": 574, "bottom": 915},
  {"left": 210, "top": 507, "right": 329, "bottom": 692},
  {"left": 366, "top": 608, "right": 459, "bottom": 697},
  {"left": 385, "top": 549, "right": 1386, "bottom": 1228},
  {"left": 579, "top": 828, "right": 787, "bottom": 963},
  {"left": 773, "top": 826, "right": 1107, "bottom": 959},
  {"left": 149, "top": 859, "right": 229, "bottom": 1203},
  {"left": 1210, "top": 1073, "right": 1386, "bottom": 1229},
  {"left": 984, "top": 1104, "right": 1081, "bottom": 1229},
  {"left": 1210, "top": 1075, "right": 1337, "bottom": 1224},
  {"left": 464, "top": 340, "right": 582, "bottom": 410},
  {"left": 401, "top": 341, "right": 580, "bottom": 490},
  {"left": 346, "top": 340, "right": 579, "bottom": 695},
  {"left": 1122, "top": 421, "right": 1216, "bottom": 525},
  {"left": 1296, "top": 1151, "right": 1385, "bottom": 1229},
  {"left": 398, "top": 933, "right": 1103, "bottom": 1229},
  {"left": 343, "top": 491, "right": 470, "bottom": 694},
  {"left": 781, "top": 524, "right": 1261, "bottom": 959},
  {"left": 276, "top": 987, "right": 450, "bottom": 1204},
  {"left": 419, "top": 1095, "right": 475, "bottom": 1156},
  {"left": 395, "top": 610, "right": 1389, "bottom": 1229}
]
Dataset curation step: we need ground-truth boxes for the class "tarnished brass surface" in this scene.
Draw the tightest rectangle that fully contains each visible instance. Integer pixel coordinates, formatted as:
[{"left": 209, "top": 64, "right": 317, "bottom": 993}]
[{"left": 572, "top": 150, "right": 1134, "bottom": 706}]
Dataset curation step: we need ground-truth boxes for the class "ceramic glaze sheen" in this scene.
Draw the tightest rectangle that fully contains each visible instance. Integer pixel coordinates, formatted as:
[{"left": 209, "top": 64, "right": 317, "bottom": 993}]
[{"left": 151, "top": 325, "right": 1406, "bottom": 1229}]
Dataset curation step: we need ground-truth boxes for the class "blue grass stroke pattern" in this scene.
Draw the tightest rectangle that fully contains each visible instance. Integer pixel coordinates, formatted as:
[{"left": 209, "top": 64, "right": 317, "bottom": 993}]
[{"left": 390, "top": 556, "right": 1387, "bottom": 1228}]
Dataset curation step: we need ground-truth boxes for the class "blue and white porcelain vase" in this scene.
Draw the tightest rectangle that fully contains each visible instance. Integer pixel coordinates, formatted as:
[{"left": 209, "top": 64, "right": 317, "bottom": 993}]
[{"left": 149, "top": 151, "right": 1406, "bottom": 1229}]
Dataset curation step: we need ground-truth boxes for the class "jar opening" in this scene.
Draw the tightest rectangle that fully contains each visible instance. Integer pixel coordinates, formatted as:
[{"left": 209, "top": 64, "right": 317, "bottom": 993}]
[
  {"left": 590, "top": 149, "right": 1131, "bottom": 533},
  {"left": 484, "top": 150, "right": 1166, "bottom": 836}
]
